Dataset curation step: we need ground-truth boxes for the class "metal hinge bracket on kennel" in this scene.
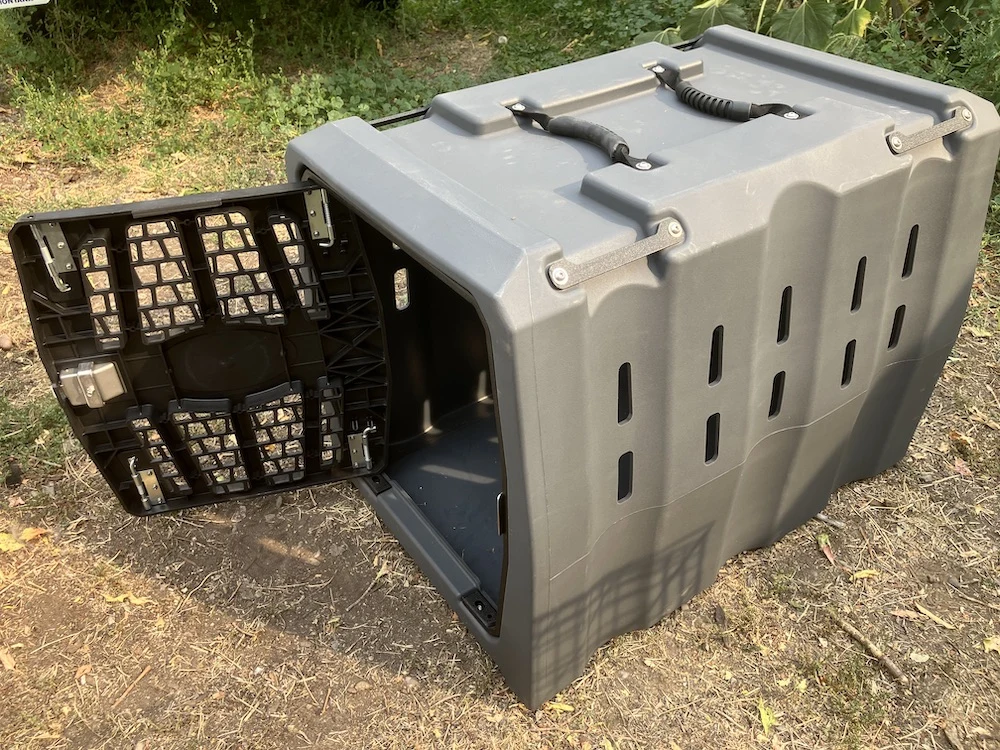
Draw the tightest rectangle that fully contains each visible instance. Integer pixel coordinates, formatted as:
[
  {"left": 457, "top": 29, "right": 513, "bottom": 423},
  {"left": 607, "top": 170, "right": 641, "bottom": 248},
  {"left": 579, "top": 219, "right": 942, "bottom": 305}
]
[
  {"left": 30, "top": 221, "right": 75, "bottom": 292},
  {"left": 129, "top": 456, "right": 165, "bottom": 510},
  {"left": 304, "top": 187, "right": 335, "bottom": 247}
]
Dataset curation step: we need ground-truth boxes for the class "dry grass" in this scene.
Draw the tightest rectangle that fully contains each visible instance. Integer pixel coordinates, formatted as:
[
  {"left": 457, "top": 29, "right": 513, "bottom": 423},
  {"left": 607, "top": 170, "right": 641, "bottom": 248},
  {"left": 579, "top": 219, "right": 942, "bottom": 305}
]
[{"left": 2, "top": 107, "right": 1000, "bottom": 750}]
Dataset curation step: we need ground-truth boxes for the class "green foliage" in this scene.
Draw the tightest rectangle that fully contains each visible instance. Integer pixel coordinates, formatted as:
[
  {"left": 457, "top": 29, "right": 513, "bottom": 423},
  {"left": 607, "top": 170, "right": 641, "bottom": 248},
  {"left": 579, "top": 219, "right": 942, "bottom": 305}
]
[
  {"left": 770, "top": 0, "right": 839, "bottom": 48},
  {"left": 832, "top": 5, "right": 872, "bottom": 37},
  {"left": 0, "top": 392, "right": 70, "bottom": 474},
  {"left": 680, "top": 0, "right": 747, "bottom": 39},
  {"left": 551, "top": 0, "right": 689, "bottom": 55}
]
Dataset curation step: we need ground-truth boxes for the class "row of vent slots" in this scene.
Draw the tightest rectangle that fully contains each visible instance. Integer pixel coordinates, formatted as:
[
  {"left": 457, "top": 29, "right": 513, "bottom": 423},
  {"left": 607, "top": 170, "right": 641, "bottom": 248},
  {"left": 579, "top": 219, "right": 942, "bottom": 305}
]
[{"left": 616, "top": 225, "right": 920, "bottom": 496}]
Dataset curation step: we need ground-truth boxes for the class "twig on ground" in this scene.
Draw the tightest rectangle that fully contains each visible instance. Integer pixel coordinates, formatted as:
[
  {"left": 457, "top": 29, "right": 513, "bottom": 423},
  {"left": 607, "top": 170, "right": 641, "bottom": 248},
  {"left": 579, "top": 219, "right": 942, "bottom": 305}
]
[
  {"left": 345, "top": 560, "right": 389, "bottom": 613},
  {"left": 915, "top": 602, "right": 956, "bottom": 630},
  {"left": 830, "top": 612, "right": 909, "bottom": 686},
  {"left": 111, "top": 665, "right": 152, "bottom": 709},
  {"left": 815, "top": 513, "right": 846, "bottom": 529}
]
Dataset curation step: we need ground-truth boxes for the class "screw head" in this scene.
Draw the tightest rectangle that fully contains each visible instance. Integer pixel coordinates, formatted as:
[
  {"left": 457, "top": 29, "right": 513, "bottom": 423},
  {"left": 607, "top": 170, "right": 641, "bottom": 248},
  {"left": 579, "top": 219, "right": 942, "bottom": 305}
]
[
  {"left": 635, "top": 160, "right": 652, "bottom": 171},
  {"left": 889, "top": 134, "right": 903, "bottom": 152},
  {"left": 511, "top": 102, "right": 526, "bottom": 112},
  {"left": 783, "top": 111, "right": 800, "bottom": 120},
  {"left": 961, "top": 107, "right": 973, "bottom": 122},
  {"left": 651, "top": 65, "right": 665, "bottom": 74},
  {"left": 549, "top": 267, "right": 569, "bottom": 287},
  {"left": 666, "top": 220, "right": 683, "bottom": 238}
]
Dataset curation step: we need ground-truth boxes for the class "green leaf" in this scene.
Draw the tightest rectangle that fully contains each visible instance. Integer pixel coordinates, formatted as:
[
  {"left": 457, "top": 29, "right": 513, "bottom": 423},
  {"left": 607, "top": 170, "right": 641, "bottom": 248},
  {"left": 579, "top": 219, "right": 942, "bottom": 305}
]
[
  {"left": 770, "top": 0, "right": 838, "bottom": 48},
  {"left": 758, "top": 699, "right": 777, "bottom": 735},
  {"left": 679, "top": 0, "right": 748, "bottom": 40},
  {"left": 633, "top": 28, "right": 684, "bottom": 45},
  {"left": 833, "top": 6, "right": 873, "bottom": 36}
]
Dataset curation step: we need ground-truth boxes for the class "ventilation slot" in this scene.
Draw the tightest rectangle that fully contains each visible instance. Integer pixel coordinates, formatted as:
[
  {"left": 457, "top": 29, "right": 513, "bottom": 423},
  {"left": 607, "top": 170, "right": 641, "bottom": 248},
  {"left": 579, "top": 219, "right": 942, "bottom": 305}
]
[
  {"left": 618, "top": 362, "right": 632, "bottom": 424},
  {"left": 888, "top": 305, "right": 906, "bottom": 350},
  {"left": 126, "top": 406, "right": 191, "bottom": 496},
  {"left": 851, "top": 257, "right": 866, "bottom": 312},
  {"left": 777, "top": 286, "right": 792, "bottom": 343},
  {"left": 617, "top": 451, "right": 633, "bottom": 503},
  {"left": 318, "top": 377, "right": 345, "bottom": 468},
  {"left": 902, "top": 225, "right": 918, "bottom": 278},
  {"left": 199, "top": 211, "right": 285, "bottom": 325},
  {"left": 709, "top": 325, "right": 724, "bottom": 385},
  {"left": 270, "top": 212, "right": 327, "bottom": 319},
  {"left": 841, "top": 340, "right": 856, "bottom": 387},
  {"left": 246, "top": 382, "right": 306, "bottom": 485},
  {"left": 79, "top": 239, "right": 125, "bottom": 351},
  {"left": 768, "top": 372, "right": 785, "bottom": 419},
  {"left": 705, "top": 413, "right": 720, "bottom": 463},
  {"left": 128, "top": 219, "right": 202, "bottom": 344},
  {"left": 394, "top": 268, "right": 410, "bottom": 310},
  {"left": 168, "top": 400, "right": 248, "bottom": 493}
]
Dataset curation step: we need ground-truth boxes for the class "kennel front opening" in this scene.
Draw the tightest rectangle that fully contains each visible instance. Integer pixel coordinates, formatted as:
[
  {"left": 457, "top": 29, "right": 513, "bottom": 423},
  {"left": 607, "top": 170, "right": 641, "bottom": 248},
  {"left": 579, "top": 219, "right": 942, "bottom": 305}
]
[{"left": 362, "top": 220, "right": 507, "bottom": 615}]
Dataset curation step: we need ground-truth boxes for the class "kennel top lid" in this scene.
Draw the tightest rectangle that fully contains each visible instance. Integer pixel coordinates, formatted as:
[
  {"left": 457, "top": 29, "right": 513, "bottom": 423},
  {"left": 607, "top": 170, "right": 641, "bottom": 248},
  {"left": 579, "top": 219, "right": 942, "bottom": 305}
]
[{"left": 287, "top": 25, "right": 999, "bottom": 297}]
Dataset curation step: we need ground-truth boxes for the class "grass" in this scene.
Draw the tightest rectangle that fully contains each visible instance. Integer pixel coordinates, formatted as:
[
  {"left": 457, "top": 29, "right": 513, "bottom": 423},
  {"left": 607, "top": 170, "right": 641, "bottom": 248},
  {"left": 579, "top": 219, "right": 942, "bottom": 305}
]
[{"left": 2, "top": 2, "right": 1000, "bottom": 748}]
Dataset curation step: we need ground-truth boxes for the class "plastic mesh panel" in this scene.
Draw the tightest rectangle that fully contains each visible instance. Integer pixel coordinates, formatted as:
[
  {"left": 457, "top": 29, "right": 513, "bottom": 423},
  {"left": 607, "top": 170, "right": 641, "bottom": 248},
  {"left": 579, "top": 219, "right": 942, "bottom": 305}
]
[
  {"left": 270, "top": 212, "right": 326, "bottom": 319},
  {"left": 79, "top": 239, "right": 124, "bottom": 351},
  {"left": 128, "top": 219, "right": 202, "bottom": 343},
  {"left": 318, "top": 377, "right": 344, "bottom": 467},
  {"left": 126, "top": 406, "right": 191, "bottom": 496},
  {"left": 168, "top": 401, "right": 248, "bottom": 493},
  {"left": 246, "top": 382, "right": 306, "bottom": 485},
  {"left": 198, "top": 210, "right": 285, "bottom": 325}
]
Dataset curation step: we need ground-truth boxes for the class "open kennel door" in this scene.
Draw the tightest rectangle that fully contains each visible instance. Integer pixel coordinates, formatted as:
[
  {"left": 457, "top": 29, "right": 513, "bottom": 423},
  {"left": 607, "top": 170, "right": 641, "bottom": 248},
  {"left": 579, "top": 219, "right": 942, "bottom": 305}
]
[
  {"left": 8, "top": 176, "right": 508, "bottom": 642},
  {"left": 8, "top": 184, "right": 392, "bottom": 514}
]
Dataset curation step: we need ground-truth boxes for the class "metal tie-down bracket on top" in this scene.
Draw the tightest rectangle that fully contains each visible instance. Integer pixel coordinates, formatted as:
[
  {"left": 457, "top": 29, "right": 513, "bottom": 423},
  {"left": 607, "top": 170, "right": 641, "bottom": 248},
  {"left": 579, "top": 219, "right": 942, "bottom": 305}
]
[
  {"left": 886, "top": 106, "right": 974, "bottom": 154},
  {"left": 547, "top": 219, "right": 686, "bottom": 290}
]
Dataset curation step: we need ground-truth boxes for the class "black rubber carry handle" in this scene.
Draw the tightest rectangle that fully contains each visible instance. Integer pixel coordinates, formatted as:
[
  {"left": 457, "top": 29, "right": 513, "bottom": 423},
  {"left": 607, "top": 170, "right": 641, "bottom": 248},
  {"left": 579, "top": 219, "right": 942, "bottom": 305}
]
[
  {"left": 507, "top": 104, "right": 646, "bottom": 168},
  {"left": 546, "top": 116, "right": 630, "bottom": 164},
  {"left": 674, "top": 79, "right": 753, "bottom": 121},
  {"left": 653, "top": 66, "right": 800, "bottom": 122}
]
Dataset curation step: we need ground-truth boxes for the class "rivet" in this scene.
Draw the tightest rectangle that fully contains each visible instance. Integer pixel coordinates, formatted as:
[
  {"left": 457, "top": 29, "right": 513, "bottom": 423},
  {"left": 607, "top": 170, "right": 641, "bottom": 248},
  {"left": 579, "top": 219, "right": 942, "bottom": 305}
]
[
  {"left": 667, "top": 220, "right": 683, "bottom": 238},
  {"left": 783, "top": 111, "right": 800, "bottom": 120},
  {"left": 889, "top": 134, "right": 903, "bottom": 152},
  {"left": 550, "top": 267, "right": 569, "bottom": 287},
  {"left": 636, "top": 161, "right": 652, "bottom": 171},
  {"left": 651, "top": 65, "right": 665, "bottom": 74},
  {"left": 961, "top": 108, "right": 973, "bottom": 122},
  {"left": 511, "top": 102, "right": 526, "bottom": 112}
]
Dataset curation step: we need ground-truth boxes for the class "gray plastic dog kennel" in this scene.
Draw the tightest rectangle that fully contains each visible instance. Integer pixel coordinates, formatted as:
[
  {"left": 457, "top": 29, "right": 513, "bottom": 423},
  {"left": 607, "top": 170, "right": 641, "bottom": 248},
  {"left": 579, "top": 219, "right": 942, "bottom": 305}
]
[{"left": 10, "top": 26, "right": 1000, "bottom": 707}]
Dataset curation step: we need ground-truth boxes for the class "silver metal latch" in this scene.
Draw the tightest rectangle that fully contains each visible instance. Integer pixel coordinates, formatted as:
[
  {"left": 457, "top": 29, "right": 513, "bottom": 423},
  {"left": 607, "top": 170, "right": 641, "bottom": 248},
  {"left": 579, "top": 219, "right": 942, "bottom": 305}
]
[
  {"left": 304, "top": 187, "right": 335, "bottom": 248},
  {"left": 348, "top": 425, "right": 376, "bottom": 470},
  {"left": 58, "top": 361, "right": 126, "bottom": 408},
  {"left": 547, "top": 218, "right": 687, "bottom": 290},
  {"left": 129, "top": 456, "right": 165, "bottom": 510},
  {"left": 887, "top": 106, "right": 974, "bottom": 155},
  {"left": 30, "top": 221, "right": 75, "bottom": 292}
]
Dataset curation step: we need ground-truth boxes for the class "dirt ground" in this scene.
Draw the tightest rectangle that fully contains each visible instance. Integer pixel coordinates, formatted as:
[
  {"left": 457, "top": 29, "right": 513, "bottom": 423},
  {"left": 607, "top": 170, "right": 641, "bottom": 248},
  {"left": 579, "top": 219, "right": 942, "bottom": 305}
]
[{"left": 2, "top": 143, "right": 1000, "bottom": 749}]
